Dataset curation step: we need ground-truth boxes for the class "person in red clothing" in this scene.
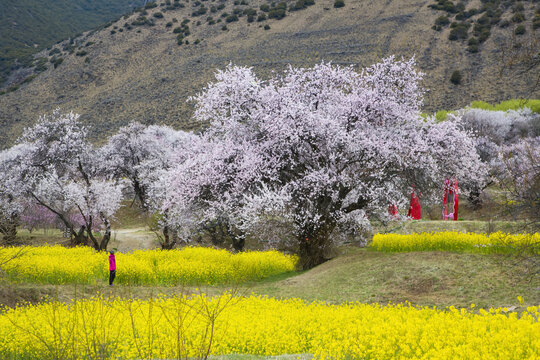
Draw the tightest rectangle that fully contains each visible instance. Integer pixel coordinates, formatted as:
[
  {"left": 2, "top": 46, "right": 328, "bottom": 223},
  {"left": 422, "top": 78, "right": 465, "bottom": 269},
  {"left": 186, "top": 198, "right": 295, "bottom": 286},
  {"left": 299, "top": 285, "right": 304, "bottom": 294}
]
[{"left": 108, "top": 250, "right": 116, "bottom": 286}]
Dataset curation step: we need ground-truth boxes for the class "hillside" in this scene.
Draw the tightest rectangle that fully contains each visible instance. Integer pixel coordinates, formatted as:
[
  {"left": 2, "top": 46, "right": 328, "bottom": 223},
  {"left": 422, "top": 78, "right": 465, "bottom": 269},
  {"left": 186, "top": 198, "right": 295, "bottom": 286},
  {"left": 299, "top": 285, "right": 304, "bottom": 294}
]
[
  {"left": 0, "top": 0, "right": 539, "bottom": 147},
  {"left": 0, "top": 0, "right": 146, "bottom": 87}
]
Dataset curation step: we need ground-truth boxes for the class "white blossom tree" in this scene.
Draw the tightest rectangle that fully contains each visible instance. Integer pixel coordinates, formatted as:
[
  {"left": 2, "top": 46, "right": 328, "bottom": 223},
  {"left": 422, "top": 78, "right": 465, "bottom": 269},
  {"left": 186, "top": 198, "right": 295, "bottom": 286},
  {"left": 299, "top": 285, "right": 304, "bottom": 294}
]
[
  {"left": 0, "top": 144, "right": 28, "bottom": 244},
  {"left": 108, "top": 124, "right": 203, "bottom": 249},
  {"left": 166, "top": 58, "right": 486, "bottom": 268},
  {"left": 6, "top": 110, "right": 125, "bottom": 250}
]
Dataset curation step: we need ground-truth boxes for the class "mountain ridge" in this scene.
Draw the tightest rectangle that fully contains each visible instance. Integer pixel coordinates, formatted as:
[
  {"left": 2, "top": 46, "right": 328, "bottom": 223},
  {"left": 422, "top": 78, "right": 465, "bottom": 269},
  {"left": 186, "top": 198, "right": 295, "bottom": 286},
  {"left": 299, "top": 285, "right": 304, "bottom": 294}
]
[{"left": 0, "top": 0, "right": 538, "bottom": 147}]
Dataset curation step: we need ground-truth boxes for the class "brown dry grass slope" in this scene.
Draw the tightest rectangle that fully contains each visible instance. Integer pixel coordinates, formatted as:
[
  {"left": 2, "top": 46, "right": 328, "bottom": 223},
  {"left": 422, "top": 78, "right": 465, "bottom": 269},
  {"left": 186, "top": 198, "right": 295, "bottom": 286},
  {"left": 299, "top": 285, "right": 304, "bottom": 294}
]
[{"left": 0, "top": 0, "right": 538, "bottom": 146}]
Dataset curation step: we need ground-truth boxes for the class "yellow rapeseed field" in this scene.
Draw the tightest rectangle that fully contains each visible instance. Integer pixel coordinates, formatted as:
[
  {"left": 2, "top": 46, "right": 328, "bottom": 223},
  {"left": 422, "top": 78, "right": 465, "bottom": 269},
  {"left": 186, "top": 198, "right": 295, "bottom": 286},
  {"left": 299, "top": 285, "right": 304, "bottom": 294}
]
[
  {"left": 371, "top": 231, "right": 540, "bottom": 254},
  {"left": 0, "top": 246, "right": 298, "bottom": 285},
  {"left": 0, "top": 295, "right": 537, "bottom": 359}
]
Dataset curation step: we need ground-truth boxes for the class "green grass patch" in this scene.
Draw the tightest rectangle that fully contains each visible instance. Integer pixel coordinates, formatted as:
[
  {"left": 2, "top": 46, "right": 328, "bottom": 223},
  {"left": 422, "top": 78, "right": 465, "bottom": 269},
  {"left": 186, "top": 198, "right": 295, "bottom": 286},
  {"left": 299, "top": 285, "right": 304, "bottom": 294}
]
[{"left": 469, "top": 99, "right": 540, "bottom": 113}]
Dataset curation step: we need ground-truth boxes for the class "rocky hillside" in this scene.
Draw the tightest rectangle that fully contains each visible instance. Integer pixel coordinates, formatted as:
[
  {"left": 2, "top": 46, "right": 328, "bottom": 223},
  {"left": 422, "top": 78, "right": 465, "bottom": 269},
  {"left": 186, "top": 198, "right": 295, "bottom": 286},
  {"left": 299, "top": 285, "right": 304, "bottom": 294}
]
[
  {"left": 0, "top": 0, "right": 146, "bottom": 86},
  {"left": 0, "top": 0, "right": 538, "bottom": 147}
]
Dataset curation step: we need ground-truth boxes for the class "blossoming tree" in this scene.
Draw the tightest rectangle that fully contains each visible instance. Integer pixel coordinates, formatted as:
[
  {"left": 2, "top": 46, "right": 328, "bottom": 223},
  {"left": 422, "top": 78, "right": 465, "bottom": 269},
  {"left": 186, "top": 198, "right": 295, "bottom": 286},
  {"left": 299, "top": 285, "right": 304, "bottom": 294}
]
[
  {"left": 4, "top": 111, "right": 124, "bottom": 250},
  {"left": 168, "top": 57, "right": 486, "bottom": 268}
]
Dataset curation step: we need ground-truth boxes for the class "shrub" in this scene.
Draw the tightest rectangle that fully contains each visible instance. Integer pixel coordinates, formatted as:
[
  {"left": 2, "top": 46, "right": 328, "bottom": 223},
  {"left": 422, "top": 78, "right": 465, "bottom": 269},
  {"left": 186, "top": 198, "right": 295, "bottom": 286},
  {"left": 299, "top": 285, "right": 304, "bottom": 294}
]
[
  {"left": 226, "top": 14, "right": 239, "bottom": 22},
  {"left": 532, "top": 15, "right": 540, "bottom": 30},
  {"left": 468, "top": 44, "right": 479, "bottom": 53},
  {"left": 467, "top": 37, "right": 479, "bottom": 53},
  {"left": 217, "top": 4, "right": 225, "bottom": 10},
  {"left": 260, "top": 4, "right": 270, "bottom": 12},
  {"left": 192, "top": 6, "right": 208, "bottom": 16},
  {"left": 515, "top": 24, "right": 526, "bottom": 35},
  {"left": 194, "top": 39, "right": 200, "bottom": 44},
  {"left": 75, "top": 50, "right": 87, "bottom": 57},
  {"left": 48, "top": 48, "right": 61, "bottom": 56},
  {"left": 257, "top": 13, "right": 267, "bottom": 21},
  {"left": 166, "top": 21, "right": 173, "bottom": 27},
  {"left": 221, "top": 25, "right": 228, "bottom": 31},
  {"left": 268, "top": 3, "right": 287, "bottom": 19},
  {"left": 211, "top": 6, "right": 217, "bottom": 13},
  {"left": 512, "top": 13, "right": 525, "bottom": 23},
  {"left": 500, "top": 20, "right": 510, "bottom": 28},
  {"left": 435, "top": 15, "right": 450, "bottom": 26},
  {"left": 334, "top": 0, "right": 345, "bottom": 8},
  {"left": 153, "top": 12, "right": 164, "bottom": 18},
  {"left": 145, "top": 1, "right": 158, "bottom": 9},
  {"left": 450, "top": 70, "right": 462, "bottom": 85},
  {"left": 50, "top": 57, "right": 64, "bottom": 69},
  {"left": 448, "top": 22, "right": 469, "bottom": 40},
  {"left": 264, "top": 24, "right": 270, "bottom": 30}
]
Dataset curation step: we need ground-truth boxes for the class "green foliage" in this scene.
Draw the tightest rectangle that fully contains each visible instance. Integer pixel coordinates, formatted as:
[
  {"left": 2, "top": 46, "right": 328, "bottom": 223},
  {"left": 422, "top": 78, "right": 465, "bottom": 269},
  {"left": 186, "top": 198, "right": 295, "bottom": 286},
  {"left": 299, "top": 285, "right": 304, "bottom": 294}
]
[
  {"left": 533, "top": 15, "right": 540, "bottom": 30},
  {"left": 470, "top": 99, "right": 540, "bottom": 114},
  {"left": 49, "top": 57, "right": 64, "bottom": 69},
  {"left": 435, "top": 15, "right": 450, "bottom": 26},
  {"left": 221, "top": 25, "right": 228, "bottom": 31},
  {"left": 515, "top": 24, "right": 526, "bottom": 35},
  {"left": 448, "top": 22, "right": 470, "bottom": 41},
  {"left": 512, "top": 12, "right": 525, "bottom": 23},
  {"left": 264, "top": 24, "right": 271, "bottom": 30},
  {"left": 291, "top": 0, "right": 315, "bottom": 11},
  {"left": 153, "top": 12, "right": 164, "bottom": 18},
  {"left": 132, "top": 16, "right": 155, "bottom": 26},
  {"left": 268, "top": 3, "right": 287, "bottom": 19},
  {"left": 467, "top": 37, "right": 479, "bottom": 53},
  {"left": 257, "top": 13, "right": 267, "bottom": 21},
  {"left": 145, "top": 2, "right": 158, "bottom": 9},
  {"left": 226, "top": 14, "right": 239, "bottom": 23},
  {"left": 75, "top": 50, "right": 88, "bottom": 57},
  {"left": 450, "top": 70, "right": 462, "bottom": 85},
  {"left": 334, "top": 0, "right": 345, "bottom": 8},
  {"left": 260, "top": 4, "right": 270, "bottom": 12},
  {"left": 192, "top": 6, "right": 208, "bottom": 16}
]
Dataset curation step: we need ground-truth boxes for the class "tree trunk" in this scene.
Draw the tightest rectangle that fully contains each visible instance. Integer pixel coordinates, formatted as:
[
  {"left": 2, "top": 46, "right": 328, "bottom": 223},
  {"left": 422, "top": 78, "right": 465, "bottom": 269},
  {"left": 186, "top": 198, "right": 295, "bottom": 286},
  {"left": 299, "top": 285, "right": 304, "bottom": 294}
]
[
  {"left": 99, "top": 218, "right": 112, "bottom": 251},
  {"left": 297, "top": 222, "right": 336, "bottom": 270},
  {"left": 70, "top": 226, "right": 88, "bottom": 247},
  {"left": 231, "top": 236, "right": 245, "bottom": 252},
  {"left": 161, "top": 225, "right": 177, "bottom": 250},
  {"left": 0, "top": 216, "right": 18, "bottom": 245}
]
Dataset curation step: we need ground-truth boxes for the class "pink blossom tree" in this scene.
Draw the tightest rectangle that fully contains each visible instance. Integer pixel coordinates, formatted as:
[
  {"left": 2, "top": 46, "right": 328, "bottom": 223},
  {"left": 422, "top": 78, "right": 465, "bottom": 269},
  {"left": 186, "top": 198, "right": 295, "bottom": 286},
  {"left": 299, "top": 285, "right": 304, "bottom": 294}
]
[
  {"left": 5, "top": 110, "right": 125, "bottom": 250},
  {"left": 168, "top": 58, "right": 486, "bottom": 268}
]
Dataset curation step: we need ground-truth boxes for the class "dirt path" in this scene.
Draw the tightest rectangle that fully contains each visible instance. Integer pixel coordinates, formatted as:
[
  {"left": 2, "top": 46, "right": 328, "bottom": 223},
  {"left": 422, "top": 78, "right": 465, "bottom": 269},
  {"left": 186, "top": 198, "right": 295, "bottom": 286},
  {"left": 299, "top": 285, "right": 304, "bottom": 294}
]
[{"left": 109, "top": 228, "right": 158, "bottom": 252}]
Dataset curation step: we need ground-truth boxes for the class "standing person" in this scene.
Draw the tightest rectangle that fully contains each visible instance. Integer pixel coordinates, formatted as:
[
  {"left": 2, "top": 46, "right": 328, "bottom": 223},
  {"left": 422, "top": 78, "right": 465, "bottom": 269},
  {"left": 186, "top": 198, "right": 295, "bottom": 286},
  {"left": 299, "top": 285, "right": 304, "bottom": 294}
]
[{"left": 109, "top": 250, "right": 116, "bottom": 286}]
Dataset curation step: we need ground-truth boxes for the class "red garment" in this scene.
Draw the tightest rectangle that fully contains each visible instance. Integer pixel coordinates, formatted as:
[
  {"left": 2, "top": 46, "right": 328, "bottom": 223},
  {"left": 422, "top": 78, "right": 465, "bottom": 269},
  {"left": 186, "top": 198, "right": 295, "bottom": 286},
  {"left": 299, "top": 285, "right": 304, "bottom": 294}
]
[
  {"left": 442, "top": 178, "right": 459, "bottom": 221},
  {"left": 388, "top": 204, "right": 398, "bottom": 217},
  {"left": 407, "top": 189, "right": 421, "bottom": 220},
  {"left": 109, "top": 253, "right": 116, "bottom": 271}
]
